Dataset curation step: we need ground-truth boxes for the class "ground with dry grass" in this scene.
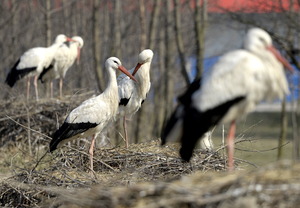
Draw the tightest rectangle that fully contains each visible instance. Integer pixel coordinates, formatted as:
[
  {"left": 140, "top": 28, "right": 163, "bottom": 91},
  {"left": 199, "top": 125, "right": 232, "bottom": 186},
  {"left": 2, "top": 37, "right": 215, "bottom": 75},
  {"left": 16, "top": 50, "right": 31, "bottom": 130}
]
[{"left": 0, "top": 96, "right": 299, "bottom": 208}]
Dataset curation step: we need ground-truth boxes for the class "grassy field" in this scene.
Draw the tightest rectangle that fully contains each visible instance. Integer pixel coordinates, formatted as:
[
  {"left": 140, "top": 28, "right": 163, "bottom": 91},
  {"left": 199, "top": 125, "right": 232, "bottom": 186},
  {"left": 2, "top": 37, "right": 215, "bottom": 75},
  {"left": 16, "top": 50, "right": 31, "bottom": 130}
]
[{"left": 211, "top": 111, "right": 294, "bottom": 169}]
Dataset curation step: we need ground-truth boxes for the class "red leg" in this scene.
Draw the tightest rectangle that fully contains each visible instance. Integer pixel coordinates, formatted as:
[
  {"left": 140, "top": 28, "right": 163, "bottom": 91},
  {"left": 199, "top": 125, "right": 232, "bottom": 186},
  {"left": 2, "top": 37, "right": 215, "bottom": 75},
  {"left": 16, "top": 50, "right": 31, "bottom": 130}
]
[
  {"left": 227, "top": 120, "right": 236, "bottom": 171},
  {"left": 89, "top": 135, "right": 96, "bottom": 172},
  {"left": 33, "top": 75, "right": 39, "bottom": 100},
  {"left": 50, "top": 81, "right": 53, "bottom": 98},
  {"left": 27, "top": 77, "right": 31, "bottom": 100},
  {"left": 123, "top": 116, "right": 129, "bottom": 148},
  {"left": 59, "top": 78, "right": 63, "bottom": 98}
]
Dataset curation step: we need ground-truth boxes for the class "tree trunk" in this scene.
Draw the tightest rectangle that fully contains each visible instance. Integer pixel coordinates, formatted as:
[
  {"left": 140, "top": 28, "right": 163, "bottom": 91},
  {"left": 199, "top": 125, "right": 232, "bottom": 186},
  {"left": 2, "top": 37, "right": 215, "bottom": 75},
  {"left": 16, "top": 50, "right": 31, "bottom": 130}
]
[
  {"left": 139, "top": 0, "right": 146, "bottom": 50},
  {"left": 153, "top": 17, "right": 166, "bottom": 138},
  {"left": 111, "top": 0, "right": 121, "bottom": 58},
  {"left": 92, "top": 0, "right": 104, "bottom": 92},
  {"left": 148, "top": 0, "right": 161, "bottom": 50},
  {"left": 163, "top": 0, "right": 175, "bottom": 121},
  {"left": 173, "top": 0, "right": 190, "bottom": 85},
  {"left": 111, "top": 0, "right": 122, "bottom": 145},
  {"left": 45, "top": 0, "right": 52, "bottom": 46},
  {"left": 44, "top": 0, "right": 52, "bottom": 98},
  {"left": 194, "top": 0, "right": 207, "bottom": 80},
  {"left": 134, "top": 0, "right": 147, "bottom": 143}
]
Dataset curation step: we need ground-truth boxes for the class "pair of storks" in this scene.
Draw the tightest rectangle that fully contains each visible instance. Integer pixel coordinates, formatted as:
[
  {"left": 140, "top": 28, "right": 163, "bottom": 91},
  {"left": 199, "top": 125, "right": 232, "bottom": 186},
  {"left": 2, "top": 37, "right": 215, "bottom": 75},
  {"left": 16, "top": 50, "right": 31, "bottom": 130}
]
[{"left": 5, "top": 34, "right": 84, "bottom": 99}]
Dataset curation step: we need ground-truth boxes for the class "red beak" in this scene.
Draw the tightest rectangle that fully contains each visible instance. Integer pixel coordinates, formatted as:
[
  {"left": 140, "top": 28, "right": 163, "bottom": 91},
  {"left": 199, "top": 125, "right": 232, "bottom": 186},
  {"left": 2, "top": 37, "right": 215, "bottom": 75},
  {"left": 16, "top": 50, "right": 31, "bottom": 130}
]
[
  {"left": 267, "top": 46, "right": 294, "bottom": 73},
  {"left": 132, "top": 63, "right": 142, "bottom": 76},
  {"left": 66, "top": 37, "right": 75, "bottom": 42},
  {"left": 118, "top": 65, "right": 137, "bottom": 82}
]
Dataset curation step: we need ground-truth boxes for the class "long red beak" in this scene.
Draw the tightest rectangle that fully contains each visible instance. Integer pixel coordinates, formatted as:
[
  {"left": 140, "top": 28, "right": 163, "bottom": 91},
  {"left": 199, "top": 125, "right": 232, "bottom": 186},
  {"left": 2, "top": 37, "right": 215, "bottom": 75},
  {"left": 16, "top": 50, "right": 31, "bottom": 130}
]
[
  {"left": 66, "top": 37, "right": 75, "bottom": 42},
  {"left": 267, "top": 46, "right": 294, "bottom": 73},
  {"left": 118, "top": 65, "right": 137, "bottom": 82},
  {"left": 132, "top": 63, "right": 142, "bottom": 76}
]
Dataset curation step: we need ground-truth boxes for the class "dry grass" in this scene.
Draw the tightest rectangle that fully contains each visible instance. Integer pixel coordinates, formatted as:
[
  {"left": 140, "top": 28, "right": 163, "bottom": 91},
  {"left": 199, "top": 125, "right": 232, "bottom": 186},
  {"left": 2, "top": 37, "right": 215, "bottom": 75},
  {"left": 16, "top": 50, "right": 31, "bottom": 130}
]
[{"left": 0, "top": 96, "right": 297, "bottom": 208}]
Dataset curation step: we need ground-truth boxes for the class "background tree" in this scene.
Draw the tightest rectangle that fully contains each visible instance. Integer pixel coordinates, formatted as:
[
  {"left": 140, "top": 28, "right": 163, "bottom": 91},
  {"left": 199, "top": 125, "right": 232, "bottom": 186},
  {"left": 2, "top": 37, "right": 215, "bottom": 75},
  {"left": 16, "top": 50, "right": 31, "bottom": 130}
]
[{"left": 2, "top": 0, "right": 295, "bottom": 155}]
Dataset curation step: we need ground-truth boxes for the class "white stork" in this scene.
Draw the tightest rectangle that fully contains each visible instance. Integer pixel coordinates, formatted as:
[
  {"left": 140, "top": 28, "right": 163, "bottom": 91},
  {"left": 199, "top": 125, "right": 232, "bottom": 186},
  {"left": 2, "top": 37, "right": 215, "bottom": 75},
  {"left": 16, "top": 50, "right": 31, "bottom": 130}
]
[
  {"left": 161, "top": 28, "right": 294, "bottom": 171},
  {"left": 5, "top": 34, "right": 73, "bottom": 100},
  {"left": 117, "top": 49, "right": 154, "bottom": 148},
  {"left": 49, "top": 57, "right": 137, "bottom": 172},
  {"left": 39, "top": 36, "right": 84, "bottom": 98}
]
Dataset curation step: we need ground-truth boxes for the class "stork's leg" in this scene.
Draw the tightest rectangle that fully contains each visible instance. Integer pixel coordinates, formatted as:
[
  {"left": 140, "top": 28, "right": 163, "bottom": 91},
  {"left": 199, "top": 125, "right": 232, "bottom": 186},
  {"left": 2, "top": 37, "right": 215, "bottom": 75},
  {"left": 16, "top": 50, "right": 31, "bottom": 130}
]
[
  {"left": 59, "top": 78, "right": 63, "bottom": 98},
  {"left": 123, "top": 116, "right": 129, "bottom": 148},
  {"left": 33, "top": 75, "right": 39, "bottom": 100},
  {"left": 227, "top": 120, "right": 236, "bottom": 171},
  {"left": 50, "top": 81, "right": 53, "bottom": 98},
  {"left": 89, "top": 135, "right": 96, "bottom": 172},
  {"left": 26, "top": 77, "right": 31, "bottom": 100}
]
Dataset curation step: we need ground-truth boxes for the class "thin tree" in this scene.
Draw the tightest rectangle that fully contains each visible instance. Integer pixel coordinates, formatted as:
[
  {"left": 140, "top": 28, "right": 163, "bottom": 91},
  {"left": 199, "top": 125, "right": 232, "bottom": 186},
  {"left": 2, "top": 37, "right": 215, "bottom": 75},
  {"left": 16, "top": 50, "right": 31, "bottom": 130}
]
[
  {"left": 194, "top": 0, "right": 207, "bottom": 80},
  {"left": 173, "top": 0, "right": 190, "bottom": 85},
  {"left": 134, "top": 0, "right": 147, "bottom": 143},
  {"left": 92, "top": 0, "right": 105, "bottom": 92},
  {"left": 163, "top": 0, "right": 175, "bottom": 121}
]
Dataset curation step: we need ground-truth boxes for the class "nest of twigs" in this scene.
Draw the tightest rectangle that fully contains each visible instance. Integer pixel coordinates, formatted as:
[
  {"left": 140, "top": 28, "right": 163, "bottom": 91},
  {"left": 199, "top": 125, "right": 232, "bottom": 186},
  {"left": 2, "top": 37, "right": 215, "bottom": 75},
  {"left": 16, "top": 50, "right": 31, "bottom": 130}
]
[
  {"left": 55, "top": 160, "right": 300, "bottom": 208},
  {"left": 0, "top": 140, "right": 226, "bottom": 207},
  {"left": 1, "top": 95, "right": 297, "bottom": 208},
  {"left": 0, "top": 93, "right": 93, "bottom": 149}
]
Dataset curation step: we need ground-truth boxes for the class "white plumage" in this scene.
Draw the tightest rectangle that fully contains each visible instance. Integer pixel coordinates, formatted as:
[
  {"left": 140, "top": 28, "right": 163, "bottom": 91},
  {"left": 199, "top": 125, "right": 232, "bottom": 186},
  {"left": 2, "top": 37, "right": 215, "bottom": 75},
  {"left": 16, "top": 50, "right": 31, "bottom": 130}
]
[
  {"left": 50, "top": 57, "right": 137, "bottom": 171},
  {"left": 5, "top": 34, "right": 72, "bottom": 100},
  {"left": 161, "top": 28, "right": 293, "bottom": 170},
  {"left": 39, "top": 36, "right": 84, "bottom": 98},
  {"left": 117, "top": 49, "right": 154, "bottom": 147}
]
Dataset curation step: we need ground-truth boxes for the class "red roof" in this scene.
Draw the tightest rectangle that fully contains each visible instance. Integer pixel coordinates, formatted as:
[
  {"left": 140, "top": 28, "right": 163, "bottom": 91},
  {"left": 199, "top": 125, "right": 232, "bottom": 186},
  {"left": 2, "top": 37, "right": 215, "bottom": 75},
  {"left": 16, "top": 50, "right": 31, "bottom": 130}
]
[{"left": 207, "top": 0, "right": 300, "bottom": 13}]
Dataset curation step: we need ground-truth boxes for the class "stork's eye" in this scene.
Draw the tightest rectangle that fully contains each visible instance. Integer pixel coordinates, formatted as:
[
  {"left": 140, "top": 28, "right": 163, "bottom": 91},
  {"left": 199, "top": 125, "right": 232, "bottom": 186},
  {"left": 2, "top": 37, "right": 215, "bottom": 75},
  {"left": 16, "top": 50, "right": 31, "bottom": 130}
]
[
  {"left": 113, "top": 60, "right": 118, "bottom": 64},
  {"left": 259, "top": 37, "right": 267, "bottom": 45}
]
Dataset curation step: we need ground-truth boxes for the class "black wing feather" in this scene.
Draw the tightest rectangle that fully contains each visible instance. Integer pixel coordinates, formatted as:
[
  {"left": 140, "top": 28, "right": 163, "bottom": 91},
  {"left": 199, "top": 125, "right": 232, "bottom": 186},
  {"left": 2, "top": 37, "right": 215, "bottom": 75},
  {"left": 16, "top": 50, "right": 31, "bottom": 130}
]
[
  {"left": 5, "top": 59, "right": 37, "bottom": 87},
  {"left": 49, "top": 121, "right": 98, "bottom": 152},
  {"left": 179, "top": 96, "right": 245, "bottom": 161},
  {"left": 119, "top": 98, "right": 130, "bottom": 106},
  {"left": 161, "top": 78, "right": 201, "bottom": 145},
  {"left": 38, "top": 64, "right": 54, "bottom": 83}
]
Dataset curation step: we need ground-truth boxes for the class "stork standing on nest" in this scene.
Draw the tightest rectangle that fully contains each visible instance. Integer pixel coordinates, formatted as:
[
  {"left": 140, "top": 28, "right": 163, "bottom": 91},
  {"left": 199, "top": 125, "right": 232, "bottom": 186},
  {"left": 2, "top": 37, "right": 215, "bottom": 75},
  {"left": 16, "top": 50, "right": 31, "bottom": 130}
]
[
  {"left": 5, "top": 34, "right": 73, "bottom": 100},
  {"left": 49, "top": 57, "right": 137, "bottom": 172},
  {"left": 39, "top": 36, "right": 84, "bottom": 98},
  {"left": 161, "top": 28, "right": 294, "bottom": 171},
  {"left": 117, "top": 49, "right": 154, "bottom": 148}
]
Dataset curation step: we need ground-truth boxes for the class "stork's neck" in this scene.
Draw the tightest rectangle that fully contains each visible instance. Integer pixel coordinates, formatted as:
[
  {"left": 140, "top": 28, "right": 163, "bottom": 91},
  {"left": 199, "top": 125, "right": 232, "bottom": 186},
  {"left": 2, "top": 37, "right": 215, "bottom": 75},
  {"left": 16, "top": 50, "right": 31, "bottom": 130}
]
[
  {"left": 135, "top": 62, "right": 151, "bottom": 95},
  {"left": 46, "top": 42, "right": 64, "bottom": 57},
  {"left": 49, "top": 41, "right": 64, "bottom": 50},
  {"left": 136, "top": 62, "right": 151, "bottom": 82},
  {"left": 69, "top": 42, "right": 79, "bottom": 57},
  {"left": 103, "top": 67, "right": 118, "bottom": 98}
]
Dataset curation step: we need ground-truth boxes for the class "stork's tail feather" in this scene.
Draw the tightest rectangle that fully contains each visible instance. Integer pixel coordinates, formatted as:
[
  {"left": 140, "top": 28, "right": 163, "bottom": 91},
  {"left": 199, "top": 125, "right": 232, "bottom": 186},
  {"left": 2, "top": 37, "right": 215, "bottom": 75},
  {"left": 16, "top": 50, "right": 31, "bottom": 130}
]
[
  {"left": 49, "top": 123, "right": 69, "bottom": 152},
  {"left": 179, "top": 96, "right": 246, "bottom": 162},
  {"left": 161, "top": 105, "right": 184, "bottom": 145},
  {"left": 179, "top": 107, "right": 210, "bottom": 162},
  {"left": 161, "top": 78, "right": 201, "bottom": 146},
  {"left": 5, "top": 59, "right": 37, "bottom": 87},
  {"left": 49, "top": 122, "right": 98, "bottom": 152},
  {"left": 38, "top": 64, "right": 54, "bottom": 83},
  {"left": 5, "top": 59, "right": 21, "bottom": 87}
]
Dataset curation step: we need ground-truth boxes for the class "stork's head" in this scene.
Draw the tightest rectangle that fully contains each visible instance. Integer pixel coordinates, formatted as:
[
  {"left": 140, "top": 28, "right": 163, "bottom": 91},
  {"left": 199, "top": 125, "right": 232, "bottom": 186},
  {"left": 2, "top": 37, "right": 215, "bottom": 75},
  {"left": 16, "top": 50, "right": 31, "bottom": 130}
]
[
  {"left": 244, "top": 28, "right": 293, "bottom": 72},
  {"left": 54, "top": 34, "right": 73, "bottom": 44},
  {"left": 106, "top": 57, "right": 137, "bottom": 82},
  {"left": 71, "top": 36, "right": 84, "bottom": 65},
  {"left": 72, "top": 36, "right": 84, "bottom": 48},
  {"left": 132, "top": 49, "right": 154, "bottom": 76}
]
